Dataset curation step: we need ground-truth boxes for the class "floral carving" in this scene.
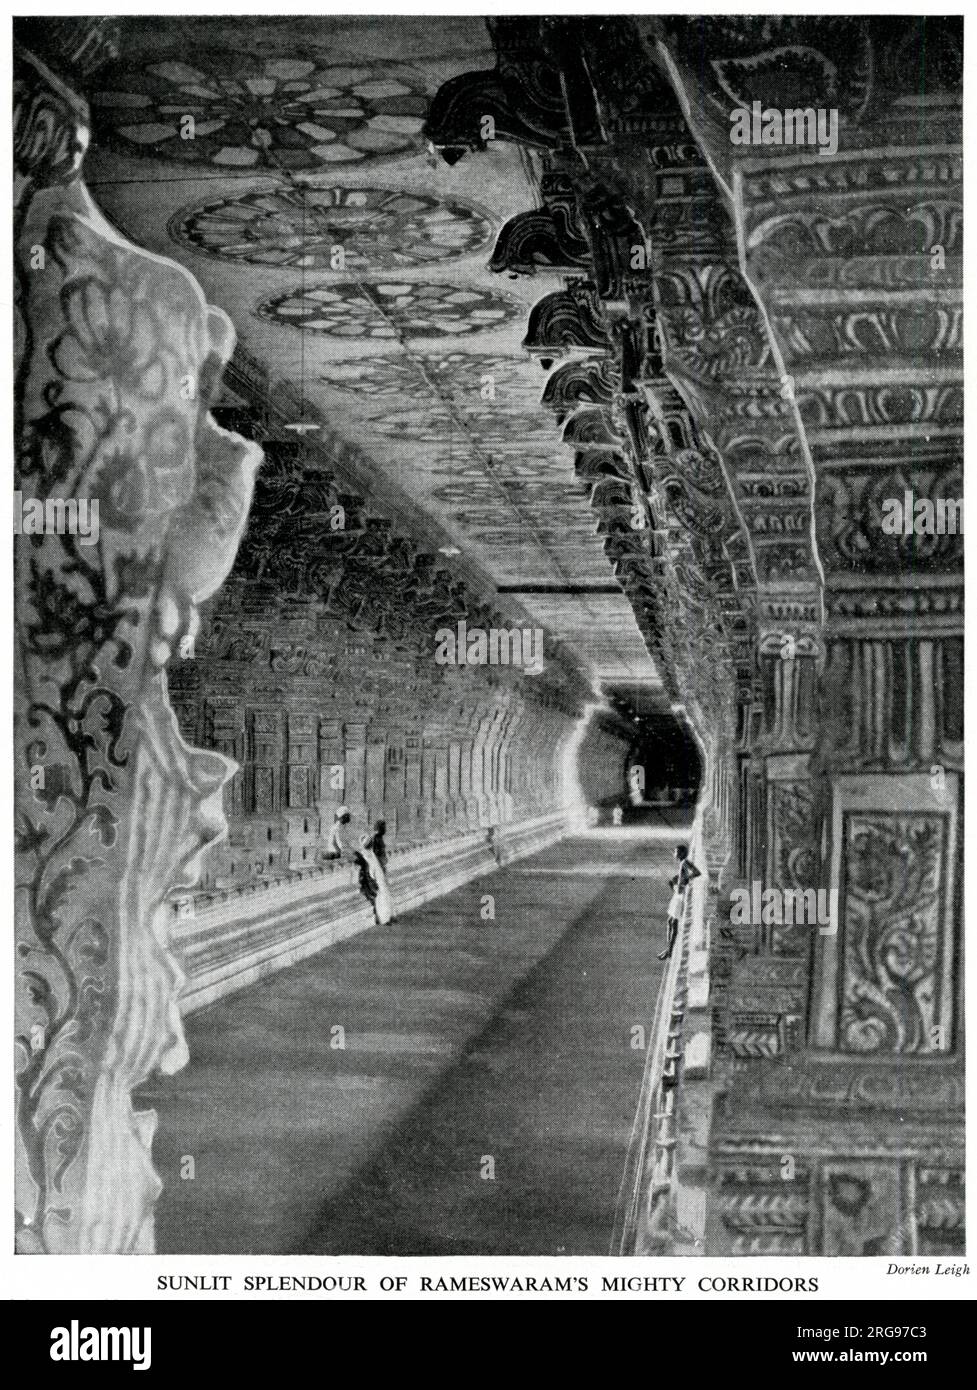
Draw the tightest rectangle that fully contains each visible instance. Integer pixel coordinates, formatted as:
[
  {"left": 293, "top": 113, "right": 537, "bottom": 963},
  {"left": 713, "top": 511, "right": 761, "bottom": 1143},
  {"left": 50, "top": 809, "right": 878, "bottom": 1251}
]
[
  {"left": 840, "top": 813, "right": 949, "bottom": 1055},
  {"left": 16, "top": 154, "right": 260, "bottom": 1251}
]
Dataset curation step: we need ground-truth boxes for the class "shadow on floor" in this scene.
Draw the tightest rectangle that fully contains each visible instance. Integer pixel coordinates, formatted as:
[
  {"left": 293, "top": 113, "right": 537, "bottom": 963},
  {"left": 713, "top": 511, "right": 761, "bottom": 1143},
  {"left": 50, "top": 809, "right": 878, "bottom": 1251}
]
[{"left": 142, "top": 835, "right": 679, "bottom": 1255}]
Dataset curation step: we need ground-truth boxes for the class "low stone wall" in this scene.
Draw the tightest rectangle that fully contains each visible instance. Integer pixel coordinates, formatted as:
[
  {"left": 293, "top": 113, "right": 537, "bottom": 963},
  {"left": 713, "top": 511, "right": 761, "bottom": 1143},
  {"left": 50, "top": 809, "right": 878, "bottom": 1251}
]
[
  {"left": 611, "top": 809, "right": 705, "bottom": 1254},
  {"left": 172, "top": 810, "right": 570, "bottom": 1013},
  {"left": 672, "top": 849, "right": 715, "bottom": 1256}
]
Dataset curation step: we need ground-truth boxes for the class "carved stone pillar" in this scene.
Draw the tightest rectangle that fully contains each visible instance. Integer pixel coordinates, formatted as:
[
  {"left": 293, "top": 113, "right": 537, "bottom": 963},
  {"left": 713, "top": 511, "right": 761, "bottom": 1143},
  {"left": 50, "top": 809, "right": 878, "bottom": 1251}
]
[
  {"left": 649, "top": 14, "right": 964, "bottom": 1251},
  {"left": 343, "top": 720, "right": 368, "bottom": 837},
  {"left": 404, "top": 731, "right": 423, "bottom": 836},
  {"left": 14, "top": 36, "right": 260, "bottom": 1252},
  {"left": 498, "top": 697, "right": 527, "bottom": 822},
  {"left": 482, "top": 701, "right": 510, "bottom": 825},
  {"left": 431, "top": 738, "right": 450, "bottom": 830},
  {"left": 420, "top": 735, "right": 438, "bottom": 833},
  {"left": 365, "top": 725, "right": 387, "bottom": 826},
  {"left": 249, "top": 707, "right": 282, "bottom": 816},
  {"left": 458, "top": 706, "right": 482, "bottom": 825},
  {"left": 495, "top": 699, "right": 513, "bottom": 818},
  {"left": 316, "top": 717, "right": 343, "bottom": 810},
  {"left": 286, "top": 712, "right": 315, "bottom": 811},
  {"left": 207, "top": 698, "right": 246, "bottom": 819},
  {"left": 446, "top": 740, "right": 461, "bottom": 825},
  {"left": 470, "top": 706, "right": 493, "bottom": 825},
  {"left": 381, "top": 727, "right": 407, "bottom": 829},
  {"left": 755, "top": 636, "right": 821, "bottom": 955}
]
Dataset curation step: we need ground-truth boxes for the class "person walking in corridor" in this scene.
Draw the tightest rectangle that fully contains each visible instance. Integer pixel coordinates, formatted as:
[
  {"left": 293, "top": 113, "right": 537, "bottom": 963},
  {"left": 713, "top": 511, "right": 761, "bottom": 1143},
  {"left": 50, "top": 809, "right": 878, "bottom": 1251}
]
[
  {"left": 355, "top": 830, "right": 393, "bottom": 926},
  {"left": 658, "top": 842, "right": 702, "bottom": 961}
]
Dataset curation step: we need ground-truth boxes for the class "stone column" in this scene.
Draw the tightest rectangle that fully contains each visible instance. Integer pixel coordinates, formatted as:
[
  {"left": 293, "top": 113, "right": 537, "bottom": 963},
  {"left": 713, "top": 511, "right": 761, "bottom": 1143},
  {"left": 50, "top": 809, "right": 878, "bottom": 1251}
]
[
  {"left": 14, "top": 34, "right": 260, "bottom": 1252},
  {"left": 404, "top": 730, "right": 423, "bottom": 837},
  {"left": 497, "top": 696, "right": 527, "bottom": 823},
  {"left": 446, "top": 739, "right": 463, "bottom": 827},
  {"left": 431, "top": 738, "right": 450, "bottom": 831},
  {"left": 343, "top": 721, "right": 368, "bottom": 838},
  {"left": 470, "top": 704, "right": 494, "bottom": 825},
  {"left": 420, "top": 735, "right": 438, "bottom": 836},
  {"left": 316, "top": 717, "right": 344, "bottom": 811},
  {"left": 457, "top": 708, "right": 479, "bottom": 827},
  {"left": 484, "top": 699, "right": 512, "bottom": 825},
  {"left": 382, "top": 727, "right": 407, "bottom": 831},
  {"left": 365, "top": 724, "right": 387, "bottom": 827},
  {"left": 650, "top": 13, "right": 964, "bottom": 1253},
  {"left": 755, "top": 635, "right": 820, "bottom": 957}
]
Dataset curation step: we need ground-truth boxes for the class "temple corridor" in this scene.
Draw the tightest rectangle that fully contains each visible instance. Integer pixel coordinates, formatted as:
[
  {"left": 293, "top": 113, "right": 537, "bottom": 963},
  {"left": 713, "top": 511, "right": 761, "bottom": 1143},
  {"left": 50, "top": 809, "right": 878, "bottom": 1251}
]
[
  {"left": 14, "top": 15, "right": 963, "bottom": 1260},
  {"left": 143, "top": 832, "right": 685, "bottom": 1255}
]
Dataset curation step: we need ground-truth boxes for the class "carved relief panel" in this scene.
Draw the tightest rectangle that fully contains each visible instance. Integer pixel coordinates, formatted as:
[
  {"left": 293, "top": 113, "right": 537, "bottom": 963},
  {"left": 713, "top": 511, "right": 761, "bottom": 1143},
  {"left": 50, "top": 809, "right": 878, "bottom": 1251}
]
[{"left": 812, "top": 773, "right": 959, "bottom": 1056}]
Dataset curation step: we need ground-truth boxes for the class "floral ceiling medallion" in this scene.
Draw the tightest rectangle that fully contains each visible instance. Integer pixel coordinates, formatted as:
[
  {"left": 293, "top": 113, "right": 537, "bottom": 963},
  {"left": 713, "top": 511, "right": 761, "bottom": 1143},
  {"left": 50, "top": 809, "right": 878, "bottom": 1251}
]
[
  {"left": 94, "top": 55, "right": 430, "bottom": 169},
  {"left": 257, "top": 281, "right": 521, "bottom": 338},
  {"left": 170, "top": 186, "right": 492, "bottom": 270},
  {"left": 318, "top": 352, "right": 543, "bottom": 405},
  {"left": 368, "top": 408, "right": 555, "bottom": 449}
]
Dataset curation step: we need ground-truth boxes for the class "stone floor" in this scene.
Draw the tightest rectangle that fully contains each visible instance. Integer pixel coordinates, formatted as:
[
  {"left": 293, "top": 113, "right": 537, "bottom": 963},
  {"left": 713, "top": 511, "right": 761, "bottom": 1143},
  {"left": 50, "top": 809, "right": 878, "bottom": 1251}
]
[{"left": 143, "top": 831, "right": 684, "bottom": 1255}]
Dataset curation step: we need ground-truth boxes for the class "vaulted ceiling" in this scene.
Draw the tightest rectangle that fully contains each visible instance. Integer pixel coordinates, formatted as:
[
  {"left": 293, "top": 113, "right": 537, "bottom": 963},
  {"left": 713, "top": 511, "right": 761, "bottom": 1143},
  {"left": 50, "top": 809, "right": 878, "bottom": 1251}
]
[{"left": 85, "top": 15, "right": 667, "bottom": 706}]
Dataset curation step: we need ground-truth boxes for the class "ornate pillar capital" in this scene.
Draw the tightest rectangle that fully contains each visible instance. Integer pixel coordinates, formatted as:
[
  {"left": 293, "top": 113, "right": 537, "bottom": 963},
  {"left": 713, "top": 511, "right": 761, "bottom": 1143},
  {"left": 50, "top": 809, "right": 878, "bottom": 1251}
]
[{"left": 15, "top": 39, "right": 260, "bottom": 1253}]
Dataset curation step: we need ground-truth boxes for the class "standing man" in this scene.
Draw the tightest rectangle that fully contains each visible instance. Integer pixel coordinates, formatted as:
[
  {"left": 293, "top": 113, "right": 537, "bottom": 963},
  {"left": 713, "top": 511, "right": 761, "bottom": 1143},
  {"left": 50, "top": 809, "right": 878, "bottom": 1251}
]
[
  {"left": 325, "top": 805, "right": 351, "bottom": 860},
  {"left": 658, "top": 842, "right": 702, "bottom": 961}
]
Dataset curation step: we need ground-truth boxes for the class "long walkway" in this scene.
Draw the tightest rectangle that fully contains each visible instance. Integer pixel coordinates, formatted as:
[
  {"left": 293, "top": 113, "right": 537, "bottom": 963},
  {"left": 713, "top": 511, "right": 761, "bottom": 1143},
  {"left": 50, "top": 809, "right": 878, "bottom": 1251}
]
[{"left": 143, "top": 832, "right": 682, "bottom": 1255}]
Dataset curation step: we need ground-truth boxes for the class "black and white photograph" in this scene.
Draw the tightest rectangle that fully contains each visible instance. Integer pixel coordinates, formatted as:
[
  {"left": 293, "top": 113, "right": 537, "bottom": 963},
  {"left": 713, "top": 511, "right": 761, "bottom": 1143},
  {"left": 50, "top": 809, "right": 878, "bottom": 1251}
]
[{"left": 10, "top": 5, "right": 968, "bottom": 1310}]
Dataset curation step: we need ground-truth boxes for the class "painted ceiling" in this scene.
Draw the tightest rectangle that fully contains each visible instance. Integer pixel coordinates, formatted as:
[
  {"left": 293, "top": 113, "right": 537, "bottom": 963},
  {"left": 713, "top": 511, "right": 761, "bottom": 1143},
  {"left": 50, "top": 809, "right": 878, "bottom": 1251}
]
[{"left": 87, "top": 15, "right": 666, "bottom": 697}]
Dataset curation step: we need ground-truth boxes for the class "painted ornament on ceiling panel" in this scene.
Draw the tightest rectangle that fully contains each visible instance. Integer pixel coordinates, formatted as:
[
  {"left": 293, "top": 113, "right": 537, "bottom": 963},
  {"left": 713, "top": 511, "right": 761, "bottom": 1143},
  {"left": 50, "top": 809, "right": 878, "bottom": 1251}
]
[
  {"left": 94, "top": 56, "right": 430, "bottom": 168},
  {"left": 171, "top": 186, "right": 492, "bottom": 269},
  {"left": 257, "top": 281, "right": 521, "bottom": 338}
]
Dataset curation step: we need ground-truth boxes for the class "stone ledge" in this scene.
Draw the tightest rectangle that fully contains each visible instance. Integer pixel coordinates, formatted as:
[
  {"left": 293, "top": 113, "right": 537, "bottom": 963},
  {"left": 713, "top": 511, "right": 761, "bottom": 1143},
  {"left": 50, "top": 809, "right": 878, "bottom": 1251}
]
[
  {"left": 684, "top": 1030, "right": 711, "bottom": 1079},
  {"left": 176, "top": 812, "right": 569, "bottom": 1014},
  {"left": 688, "top": 972, "right": 710, "bottom": 1010}
]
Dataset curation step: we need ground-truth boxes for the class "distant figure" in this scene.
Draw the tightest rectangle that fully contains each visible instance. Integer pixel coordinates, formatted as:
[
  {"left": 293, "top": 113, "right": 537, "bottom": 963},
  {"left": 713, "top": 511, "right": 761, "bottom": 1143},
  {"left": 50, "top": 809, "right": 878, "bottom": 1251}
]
[
  {"left": 658, "top": 842, "right": 702, "bottom": 961},
  {"left": 372, "top": 818, "right": 388, "bottom": 871},
  {"left": 612, "top": 805, "right": 624, "bottom": 826},
  {"left": 628, "top": 766, "right": 644, "bottom": 807},
  {"left": 325, "top": 805, "right": 351, "bottom": 860},
  {"left": 372, "top": 819, "right": 395, "bottom": 921},
  {"left": 355, "top": 832, "right": 393, "bottom": 926}
]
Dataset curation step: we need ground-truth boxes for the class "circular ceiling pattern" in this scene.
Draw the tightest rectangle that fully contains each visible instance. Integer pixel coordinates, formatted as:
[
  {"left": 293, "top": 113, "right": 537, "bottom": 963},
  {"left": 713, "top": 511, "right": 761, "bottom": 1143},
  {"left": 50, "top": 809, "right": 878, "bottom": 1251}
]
[
  {"left": 318, "top": 352, "right": 543, "bottom": 403},
  {"left": 369, "top": 407, "right": 555, "bottom": 448},
  {"left": 318, "top": 354, "right": 420, "bottom": 398},
  {"left": 257, "top": 282, "right": 521, "bottom": 338},
  {"left": 430, "top": 476, "right": 565, "bottom": 506},
  {"left": 171, "top": 186, "right": 493, "bottom": 270},
  {"left": 94, "top": 56, "right": 430, "bottom": 169}
]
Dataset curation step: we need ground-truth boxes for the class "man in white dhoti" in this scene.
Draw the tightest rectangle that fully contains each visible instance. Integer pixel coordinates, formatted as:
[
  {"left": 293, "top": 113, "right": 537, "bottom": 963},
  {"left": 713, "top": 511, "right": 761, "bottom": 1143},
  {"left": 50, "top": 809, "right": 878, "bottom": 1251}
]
[
  {"left": 658, "top": 843, "right": 701, "bottom": 961},
  {"left": 354, "top": 831, "right": 393, "bottom": 926}
]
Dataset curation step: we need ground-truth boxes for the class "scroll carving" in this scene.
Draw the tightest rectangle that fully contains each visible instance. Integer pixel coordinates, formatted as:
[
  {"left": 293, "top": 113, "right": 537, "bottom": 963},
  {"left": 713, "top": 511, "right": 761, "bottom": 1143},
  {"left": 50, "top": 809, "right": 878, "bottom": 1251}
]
[{"left": 14, "top": 65, "right": 260, "bottom": 1251}]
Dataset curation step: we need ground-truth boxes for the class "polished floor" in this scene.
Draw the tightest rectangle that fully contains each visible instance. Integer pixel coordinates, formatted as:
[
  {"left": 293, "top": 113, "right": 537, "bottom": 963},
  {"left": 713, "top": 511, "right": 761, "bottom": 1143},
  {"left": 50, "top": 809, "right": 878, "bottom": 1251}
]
[{"left": 143, "top": 833, "right": 682, "bottom": 1254}]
